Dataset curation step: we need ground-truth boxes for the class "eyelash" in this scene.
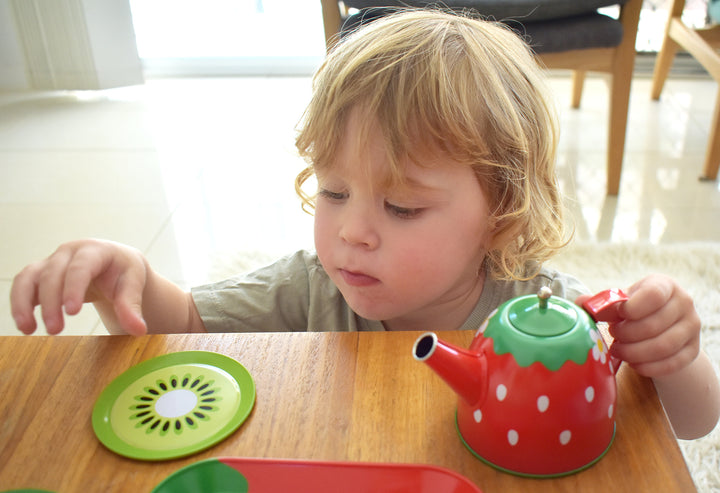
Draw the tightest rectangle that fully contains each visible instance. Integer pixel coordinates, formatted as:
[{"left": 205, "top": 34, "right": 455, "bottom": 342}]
[
  {"left": 318, "top": 189, "right": 347, "bottom": 201},
  {"left": 318, "top": 189, "right": 424, "bottom": 219},
  {"left": 385, "top": 203, "right": 423, "bottom": 219}
]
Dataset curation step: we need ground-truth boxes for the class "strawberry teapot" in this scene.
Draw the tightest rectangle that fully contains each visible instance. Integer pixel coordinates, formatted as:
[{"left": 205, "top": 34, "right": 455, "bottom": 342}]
[{"left": 412, "top": 287, "right": 628, "bottom": 478}]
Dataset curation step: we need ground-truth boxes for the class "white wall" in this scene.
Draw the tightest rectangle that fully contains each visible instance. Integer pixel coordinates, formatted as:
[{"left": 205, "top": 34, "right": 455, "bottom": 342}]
[
  {"left": 0, "top": 0, "right": 29, "bottom": 89},
  {"left": 0, "top": 0, "right": 143, "bottom": 91}
]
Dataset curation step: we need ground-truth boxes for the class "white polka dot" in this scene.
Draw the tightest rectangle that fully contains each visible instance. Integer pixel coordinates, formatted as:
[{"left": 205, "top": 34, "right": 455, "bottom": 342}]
[
  {"left": 537, "top": 395, "right": 549, "bottom": 413},
  {"left": 508, "top": 430, "right": 519, "bottom": 446},
  {"left": 608, "top": 404, "right": 614, "bottom": 418},
  {"left": 585, "top": 386, "right": 595, "bottom": 402},
  {"left": 496, "top": 384, "right": 507, "bottom": 401},
  {"left": 559, "top": 430, "right": 572, "bottom": 445},
  {"left": 473, "top": 409, "right": 482, "bottom": 423}
]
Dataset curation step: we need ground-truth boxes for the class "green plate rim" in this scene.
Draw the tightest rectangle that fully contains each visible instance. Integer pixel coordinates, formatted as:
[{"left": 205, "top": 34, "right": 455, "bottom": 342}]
[{"left": 92, "top": 351, "right": 255, "bottom": 461}]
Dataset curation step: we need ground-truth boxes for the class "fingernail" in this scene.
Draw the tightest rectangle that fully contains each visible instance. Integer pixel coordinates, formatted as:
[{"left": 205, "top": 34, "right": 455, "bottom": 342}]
[
  {"left": 44, "top": 316, "right": 62, "bottom": 334},
  {"left": 64, "top": 300, "right": 80, "bottom": 315}
]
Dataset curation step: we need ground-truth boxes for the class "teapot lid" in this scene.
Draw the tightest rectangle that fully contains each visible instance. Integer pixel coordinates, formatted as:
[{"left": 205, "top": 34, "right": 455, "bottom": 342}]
[
  {"left": 508, "top": 286, "right": 577, "bottom": 337},
  {"left": 482, "top": 287, "right": 598, "bottom": 371}
]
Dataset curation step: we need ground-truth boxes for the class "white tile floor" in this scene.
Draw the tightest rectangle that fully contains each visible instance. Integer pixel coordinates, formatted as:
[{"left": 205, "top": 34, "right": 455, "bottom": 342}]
[{"left": 1, "top": 73, "right": 719, "bottom": 335}]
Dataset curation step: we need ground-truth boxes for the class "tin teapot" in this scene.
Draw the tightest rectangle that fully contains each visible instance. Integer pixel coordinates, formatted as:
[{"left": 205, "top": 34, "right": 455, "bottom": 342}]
[{"left": 412, "top": 288, "right": 628, "bottom": 477}]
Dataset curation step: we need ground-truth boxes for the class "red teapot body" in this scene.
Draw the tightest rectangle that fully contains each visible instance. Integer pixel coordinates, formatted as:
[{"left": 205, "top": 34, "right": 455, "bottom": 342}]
[{"left": 413, "top": 288, "right": 627, "bottom": 477}]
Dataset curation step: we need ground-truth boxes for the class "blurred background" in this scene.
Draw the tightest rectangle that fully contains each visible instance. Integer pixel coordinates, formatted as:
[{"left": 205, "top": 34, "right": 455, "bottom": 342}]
[{"left": 1, "top": 0, "right": 719, "bottom": 335}]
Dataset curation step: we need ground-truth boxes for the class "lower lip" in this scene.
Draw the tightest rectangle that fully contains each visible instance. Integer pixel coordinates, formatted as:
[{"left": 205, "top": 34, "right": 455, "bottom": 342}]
[{"left": 340, "top": 269, "right": 380, "bottom": 287}]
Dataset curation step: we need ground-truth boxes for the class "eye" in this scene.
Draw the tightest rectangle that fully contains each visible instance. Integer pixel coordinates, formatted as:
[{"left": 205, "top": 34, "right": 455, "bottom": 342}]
[
  {"left": 385, "top": 201, "right": 424, "bottom": 219},
  {"left": 318, "top": 188, "right": 348, "bottom": 202}
]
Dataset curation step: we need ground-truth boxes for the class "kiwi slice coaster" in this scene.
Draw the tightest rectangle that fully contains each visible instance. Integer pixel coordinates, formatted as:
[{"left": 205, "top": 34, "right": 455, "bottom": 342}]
[{"left": 92, "top": 351, "right": 255, "bottom": 461}]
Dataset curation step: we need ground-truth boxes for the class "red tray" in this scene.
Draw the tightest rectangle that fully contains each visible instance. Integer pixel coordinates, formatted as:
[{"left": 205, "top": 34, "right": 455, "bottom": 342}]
[{"left": 152, "top": 457, "right": 482, "bottom": 493}]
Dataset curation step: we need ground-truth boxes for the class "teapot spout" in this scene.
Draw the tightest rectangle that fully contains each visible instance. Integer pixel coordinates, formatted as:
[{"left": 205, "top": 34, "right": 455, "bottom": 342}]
[{"left": 413, "top": 332, "right": 487, "bottom": 407}]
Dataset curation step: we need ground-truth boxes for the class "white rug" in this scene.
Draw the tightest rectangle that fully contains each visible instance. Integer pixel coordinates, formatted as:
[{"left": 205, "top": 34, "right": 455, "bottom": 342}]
[
  {"left": 213, "top": 242, "right": 720, "bottom": 491},
  {"left": 548, "top": 242, "right": 720, "bottom": 492}
]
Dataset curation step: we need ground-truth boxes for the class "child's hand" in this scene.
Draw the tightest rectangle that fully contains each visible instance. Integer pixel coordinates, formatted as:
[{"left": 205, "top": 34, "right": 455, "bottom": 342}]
[
  {"left": 10, "top": 239, "right": 149, "bottom": 336},
  {"left": 592, "top": 274, "right": 701, "bottom": 378}
]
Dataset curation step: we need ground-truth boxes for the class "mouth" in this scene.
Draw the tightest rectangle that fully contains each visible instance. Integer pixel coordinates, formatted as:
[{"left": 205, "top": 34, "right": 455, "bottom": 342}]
[{"left": 339, "top": 269, "right": 381, "bottom": 287}]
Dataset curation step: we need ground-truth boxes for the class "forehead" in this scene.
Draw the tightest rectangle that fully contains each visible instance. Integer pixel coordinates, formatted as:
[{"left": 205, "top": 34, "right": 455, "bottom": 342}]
[
  {"left": 319, "top": 106, "right": 458, "bottom": 191},
  {"left": 317, "top": 108, "right": 479, "bottom": 205}
]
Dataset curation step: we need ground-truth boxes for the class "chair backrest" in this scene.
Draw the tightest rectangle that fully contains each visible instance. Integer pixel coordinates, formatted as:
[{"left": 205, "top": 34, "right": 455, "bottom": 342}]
[
  {"left": 342, "top": 1, "right": 627, "bottom": 23},
  {"left": 334, "top": 1, "right": 632, "bottom": 54}
]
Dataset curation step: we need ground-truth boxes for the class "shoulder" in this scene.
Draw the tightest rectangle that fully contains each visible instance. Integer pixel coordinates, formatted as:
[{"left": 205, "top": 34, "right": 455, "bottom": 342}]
[
  {"left": 488, "top": 265, "right": 590, "bottom": 303},
  {"left": 228, "top": 250, "right": 326, "bottom": 284},
  {"left": 532, "top": 266, "right": 590, "bottom": 301},
  {"left": 465, "top": 265, "right": 590, "bottom": 331}
]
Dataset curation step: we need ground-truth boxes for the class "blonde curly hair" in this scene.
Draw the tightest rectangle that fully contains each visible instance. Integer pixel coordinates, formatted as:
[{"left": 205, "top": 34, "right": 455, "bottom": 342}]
[{"left": 295, "top": 9, "right": 568, "bottom": 280}]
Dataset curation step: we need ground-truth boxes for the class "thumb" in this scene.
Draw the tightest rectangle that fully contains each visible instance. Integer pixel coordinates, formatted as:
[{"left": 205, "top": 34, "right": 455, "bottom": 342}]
[
  {"left": 115, "top": 299, "right": 147, "bottom": 336},
  {"left": 112, "top": 275, "right": 148, "bottom": 336}
]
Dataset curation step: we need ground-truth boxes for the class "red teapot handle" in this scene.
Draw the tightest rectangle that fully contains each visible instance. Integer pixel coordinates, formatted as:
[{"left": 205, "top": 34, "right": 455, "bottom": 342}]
[
  {"left": 582, "top": 288, "right": 629, "bottom": 374},
  {"left": 582, "top": 288, "right": 628, "bottom": 324}
]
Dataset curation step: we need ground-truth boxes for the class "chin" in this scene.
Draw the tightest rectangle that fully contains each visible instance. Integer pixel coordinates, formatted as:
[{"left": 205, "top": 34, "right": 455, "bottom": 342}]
[{"left": 343, "top": 296, "right": 397, "bottom": 322}]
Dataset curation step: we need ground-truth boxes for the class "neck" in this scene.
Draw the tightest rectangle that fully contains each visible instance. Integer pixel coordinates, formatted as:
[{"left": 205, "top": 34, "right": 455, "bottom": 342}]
[{"left": 383, "top": 272, "right": 485, "bottom": 332}]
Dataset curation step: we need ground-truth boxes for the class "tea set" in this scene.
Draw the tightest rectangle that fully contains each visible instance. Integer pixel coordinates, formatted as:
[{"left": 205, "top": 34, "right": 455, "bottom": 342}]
[
  {"left": 7, "top": 287, "right": 628, "bottom": 492},
  {"left": 413, "top": 287, "right": 628, "bottom": 477}
]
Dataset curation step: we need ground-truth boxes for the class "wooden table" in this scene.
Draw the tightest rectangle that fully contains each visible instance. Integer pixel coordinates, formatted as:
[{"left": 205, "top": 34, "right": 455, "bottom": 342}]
[{"left": 0, "top": 332, "right": 696, "bottom": 492}]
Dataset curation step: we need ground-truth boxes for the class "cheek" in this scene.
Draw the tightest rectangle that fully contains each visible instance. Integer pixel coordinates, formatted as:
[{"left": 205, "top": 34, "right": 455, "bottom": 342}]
[
  {"left": 384, "top": 236, "right": 456, "bottom": 280},
  {"left": 417, "top": 215, "right": 490, "bottom": 258},
  {"left": 313, "top": 210, "right": 329, "bottom": 251},
  {"left": 392, "top": 220, "right": 488, "bottom": 279},
  {"left": 313, "top": 204, "right": 336, "bottom": 258}
]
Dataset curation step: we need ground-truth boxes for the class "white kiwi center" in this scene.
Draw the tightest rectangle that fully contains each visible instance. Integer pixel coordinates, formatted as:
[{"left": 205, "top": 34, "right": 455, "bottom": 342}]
[{"left": 154, "top": 389, "right": 198, "bottom": 418}]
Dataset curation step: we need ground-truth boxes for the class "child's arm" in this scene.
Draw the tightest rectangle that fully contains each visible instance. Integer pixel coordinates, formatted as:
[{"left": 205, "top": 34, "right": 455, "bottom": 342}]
[
  {"left": 582, "top": 275, "right": 720, "bottom": 439},
  {"left": 10, "top": 239, "right": 206, "bottom": 335},
  {"left": 652, "top": 351, "right": 718, "bottom": 439}
]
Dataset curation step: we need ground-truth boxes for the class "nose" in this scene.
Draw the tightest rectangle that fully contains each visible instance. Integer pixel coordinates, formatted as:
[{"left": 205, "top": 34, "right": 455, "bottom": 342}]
[{"left": 338, "top": 201, "right": 380, "bottom": 250}]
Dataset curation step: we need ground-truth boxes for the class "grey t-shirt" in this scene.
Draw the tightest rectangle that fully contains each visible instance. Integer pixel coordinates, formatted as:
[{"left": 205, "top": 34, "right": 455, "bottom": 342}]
[{"left": 191, "top": 250, "right": 589, "bottom": 333}]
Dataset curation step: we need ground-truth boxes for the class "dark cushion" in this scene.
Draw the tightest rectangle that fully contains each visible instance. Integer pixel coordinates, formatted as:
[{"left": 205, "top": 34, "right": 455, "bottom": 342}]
[
  {"left": 508, "top": 13, "right": 624, "bottom": 52},
  {"left": 343, "top": 0, "right": 626, "bottom": 22},
  {"left": 341, "top": 8, "right": 624, "bottom": 53}
]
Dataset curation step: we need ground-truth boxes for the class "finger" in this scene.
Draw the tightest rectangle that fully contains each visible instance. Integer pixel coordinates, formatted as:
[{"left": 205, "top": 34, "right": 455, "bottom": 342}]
[
  {"left": 10, "top": 264, "right": 42, "bottom": 334},
  {"left": 626, "top": 341, "right": 700, "bottom": 378},
  {"left": 115, "top": 302, "right": 148, "bottom": 336},
  {"left": 610, "top": 317, "right": 698, "bottom": 365},
  {"left": 112, "top": 270, "right": 148, "bottom": 337},
  {"left": 61, "top": 244, "right": 108, "bottom": 315},
  {"left": 609, "top": 306, "right": 678, "bottom": 344},
  {"left": 37, "top": 247, "right": 79, "bottom": 334},
  {"left": 611, "top": 288, "right": 697, "bottom": 344},
  {"left": 620, "top": 274, "right": 674, "bottom": 321}
]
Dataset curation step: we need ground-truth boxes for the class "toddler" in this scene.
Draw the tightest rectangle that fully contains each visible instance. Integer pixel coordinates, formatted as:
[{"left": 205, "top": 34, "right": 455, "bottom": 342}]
[{"left": 10, "top": 10, "right": 719, "bottom": 440}]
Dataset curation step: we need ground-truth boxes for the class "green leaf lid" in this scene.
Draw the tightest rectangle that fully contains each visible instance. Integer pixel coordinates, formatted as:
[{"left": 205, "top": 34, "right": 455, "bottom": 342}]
[{"left": 483, "top": 287, "right": 596, "bottom": 371}]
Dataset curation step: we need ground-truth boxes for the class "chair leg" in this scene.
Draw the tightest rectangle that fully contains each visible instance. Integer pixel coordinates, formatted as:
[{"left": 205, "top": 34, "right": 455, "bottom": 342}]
[
  {"left": 652, "top": 0, "right": 686, "bottom": 100},
  {"left": 321, "top": 0, "right": 343, "bottom": 51},
  {"left": 601, "top": 0, "right": 641, "bottom": 195},
  {"left": 702, "top": 88, "right": 720, "bottom": 180},
  {"left": 606, "top": 69, "right": 633, "bottom": 196},
  {"left": 651, "top": 28, "right": 680, "bottom": 100},
  {"left": 571, "top": 70, "right": 585, "bottom": 108}
]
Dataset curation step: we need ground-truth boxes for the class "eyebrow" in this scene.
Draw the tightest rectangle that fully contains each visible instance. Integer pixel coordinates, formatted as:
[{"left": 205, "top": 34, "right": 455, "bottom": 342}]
[{"left": 385, "top": 176, "right": 452, "bottom": 203}]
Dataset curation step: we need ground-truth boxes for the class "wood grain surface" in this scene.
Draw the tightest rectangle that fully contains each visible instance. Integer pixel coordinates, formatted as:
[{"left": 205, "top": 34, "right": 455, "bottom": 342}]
[{"left": 0, "top": 332, "right": 695, "bottom": 492}]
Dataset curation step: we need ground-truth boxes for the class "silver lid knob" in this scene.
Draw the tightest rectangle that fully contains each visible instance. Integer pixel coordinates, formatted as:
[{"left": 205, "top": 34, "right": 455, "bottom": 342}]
[{"left": 538, "top": 286, "right": 552, "bottom": 309}]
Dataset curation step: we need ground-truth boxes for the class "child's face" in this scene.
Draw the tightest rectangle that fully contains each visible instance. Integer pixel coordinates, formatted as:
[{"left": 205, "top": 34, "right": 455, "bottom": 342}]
[{"left": 313, "top": 108, "right": 495, "bottom": 330}]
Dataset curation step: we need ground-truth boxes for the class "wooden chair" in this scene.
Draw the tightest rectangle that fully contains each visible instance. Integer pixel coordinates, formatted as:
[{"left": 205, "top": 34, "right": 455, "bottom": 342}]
[
  {"left": 319, "top": 0, "right": 643, "bottom": 196},
  {"left": 651, "top": 0, "right": 720, "bottom": 182}
]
